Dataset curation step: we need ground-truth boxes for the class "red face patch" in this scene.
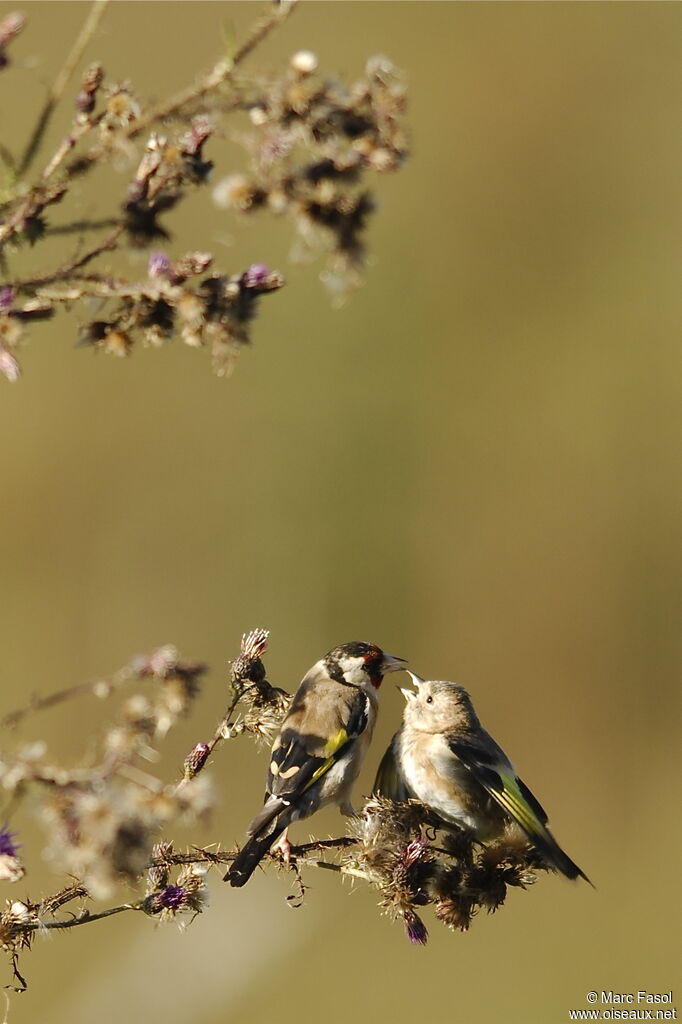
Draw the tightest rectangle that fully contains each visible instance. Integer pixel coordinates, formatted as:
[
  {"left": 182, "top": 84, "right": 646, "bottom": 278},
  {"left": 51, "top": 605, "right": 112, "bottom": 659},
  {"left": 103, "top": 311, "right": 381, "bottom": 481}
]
[{"left": 363, "top": 646, "right": 385, "bottom": 687}]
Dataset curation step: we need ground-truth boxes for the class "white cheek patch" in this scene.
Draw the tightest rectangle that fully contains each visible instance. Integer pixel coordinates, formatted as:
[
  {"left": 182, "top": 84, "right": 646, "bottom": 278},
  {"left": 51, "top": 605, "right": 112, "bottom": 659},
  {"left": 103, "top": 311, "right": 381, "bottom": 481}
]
[{"left": 337, "top": 655, "right": 367, "bottom": 683}]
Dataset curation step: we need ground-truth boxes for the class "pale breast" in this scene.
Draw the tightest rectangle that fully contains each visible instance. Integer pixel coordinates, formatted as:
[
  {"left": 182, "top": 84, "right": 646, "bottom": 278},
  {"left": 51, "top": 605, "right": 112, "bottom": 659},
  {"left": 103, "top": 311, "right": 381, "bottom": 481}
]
[{"left": 398, "top": 730, "right": 504, "bottom": 838}]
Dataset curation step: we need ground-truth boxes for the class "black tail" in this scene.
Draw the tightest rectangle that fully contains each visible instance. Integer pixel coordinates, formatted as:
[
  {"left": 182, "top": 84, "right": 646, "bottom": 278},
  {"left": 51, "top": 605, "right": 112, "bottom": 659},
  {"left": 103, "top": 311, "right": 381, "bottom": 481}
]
[
  {"left": 535, "top": 827, "right": 593, "bottom": 887},
  {"left": 224, "top": 821, "right": 287, "bottom": 888}
]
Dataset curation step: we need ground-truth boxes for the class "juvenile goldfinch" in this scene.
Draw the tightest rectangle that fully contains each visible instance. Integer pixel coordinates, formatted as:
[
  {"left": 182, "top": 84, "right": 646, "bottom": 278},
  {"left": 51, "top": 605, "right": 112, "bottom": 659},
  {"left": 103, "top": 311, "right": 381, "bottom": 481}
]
[
  {"left": 375, "top": 672, "right": 590, "bottom": 883},
  {"left": 226, "top": 642, "right": 407, "bottom": 887}
]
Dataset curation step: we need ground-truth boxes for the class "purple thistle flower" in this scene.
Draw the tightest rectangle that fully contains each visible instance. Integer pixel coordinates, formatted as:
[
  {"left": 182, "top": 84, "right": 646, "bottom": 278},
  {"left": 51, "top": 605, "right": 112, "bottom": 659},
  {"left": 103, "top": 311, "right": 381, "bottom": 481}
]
[
  {"left": 241, "top": 263, "right": 270, "bottom": 289},
  {"left": 0, "top": 826, "right": 19, "bottom": 857},
  {"left": 146, "top": 644, "right": 178, "bottom": 678},
  {"left": 0, "top": 346, "right": 20, "bottom": 382},
  {"left": 0, "top": 12, "right": 25, "bottom": 48},
  {"left": 403, "top": 910, "right": 429, "bottom": 946},
  {"left": 0, "top": 286, "right": 15, "bottom": 313},
  {"left": 159, "top": 884, "right": 187, "bottom": 910},
  {"left": 403, "top": 836, "right": 429, "bottom": 868},
  {"left": 148, "top": 252, "right": 172, "bottom": 279}
]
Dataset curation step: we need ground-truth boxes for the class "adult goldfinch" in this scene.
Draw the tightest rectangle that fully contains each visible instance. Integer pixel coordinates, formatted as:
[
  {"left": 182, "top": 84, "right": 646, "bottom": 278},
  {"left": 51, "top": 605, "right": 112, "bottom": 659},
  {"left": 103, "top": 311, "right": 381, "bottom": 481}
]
[
  {"left": 375, "top": 672, "right": 589, "bottom": 883},
  {"left": 226, "top": 642, "right": 406, "bottom": 887}
]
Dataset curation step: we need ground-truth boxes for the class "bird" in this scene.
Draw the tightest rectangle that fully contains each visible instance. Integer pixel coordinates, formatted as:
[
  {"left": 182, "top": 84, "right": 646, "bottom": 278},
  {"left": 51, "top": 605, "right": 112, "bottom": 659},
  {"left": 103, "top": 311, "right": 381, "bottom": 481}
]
[
  {"left": 374, "top": 671, "right": 590, "bottom": 883},
  {"left": 226, "top": 642, "right": 407, "bottom": 887}
]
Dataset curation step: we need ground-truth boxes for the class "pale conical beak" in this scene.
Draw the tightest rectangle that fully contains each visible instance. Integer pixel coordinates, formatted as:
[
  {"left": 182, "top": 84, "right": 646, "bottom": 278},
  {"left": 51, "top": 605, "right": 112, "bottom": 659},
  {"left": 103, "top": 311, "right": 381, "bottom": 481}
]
[
  {"left": 399, "top": 670, "right": 425, "bottom": 702},
  {"left": 380, "top": 653, "right": 408, "bottom": 674}
]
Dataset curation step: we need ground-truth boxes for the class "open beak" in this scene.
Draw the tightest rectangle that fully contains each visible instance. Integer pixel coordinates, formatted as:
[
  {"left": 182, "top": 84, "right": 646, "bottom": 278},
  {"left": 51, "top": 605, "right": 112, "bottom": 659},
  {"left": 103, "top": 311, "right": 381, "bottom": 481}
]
[
  {"left": 399, "top": 670, "right": 425, "bottom": 702},
  {"left": 380, "top": 653, "right": 408, "bottom": 674}
]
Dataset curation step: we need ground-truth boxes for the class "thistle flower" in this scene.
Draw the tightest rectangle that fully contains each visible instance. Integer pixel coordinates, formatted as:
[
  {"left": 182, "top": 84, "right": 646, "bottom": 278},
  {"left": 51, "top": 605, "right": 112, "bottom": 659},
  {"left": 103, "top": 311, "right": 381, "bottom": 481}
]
[
  {"left": 241, "top": 263, "right": 271, "bottom": 289},
  {"left": 231, "top": 628, "right": 269, "bottom": 686},
  {"left": 0, "top": 899, "right": 35, "bottom": 953},
  {"left": 240, "top": 692, "right": 290, "bottom": 745},
  {"left": 0, "top": 826, "right": 24, "bottom": 883},
  {"left": 345, "top": 795, "right": 549, "bottom": 943},
  {"left": 143, "top": 865, "right": 209, "bottom": 921},
  {"left": 183, "top": 742, "right": 210, "bottom": 780},
  {"left": 290, "top": 50, "right": 318, "bottom": 76},
  {"left": 158, "top": 885, "right": 186, "bottom": 910},
  {"left": 100, "top": 84, "right": 140, "bottom": 131},
  {"left": 225, "top": 628, "right": 291, "bottom": 743},
  {"left": 0, "top": 345, "right": 21, "bottom": 382},
  {"left": 146, "top": 841, "right": 173, "bottom": 893},
  {"left": 0, "top": 11, "right": 25, "bottom": 70},
  {"left": 148, "top": 251, "right": 172, "bottom": 279},
  {"left": 0, "top": 827, "right": 20, "bottom": 858},
  {"left": 403, "top": 909, "right": 428, "bottom": 946},
  {"left": 212, "top": 53, "right": 407, "bottom": 298},
  {"left": 75, "top": 62, "right": 104, "bottom": 119},
  {"left": 212, "top": 174, "right": 264, "bottom": 212}
]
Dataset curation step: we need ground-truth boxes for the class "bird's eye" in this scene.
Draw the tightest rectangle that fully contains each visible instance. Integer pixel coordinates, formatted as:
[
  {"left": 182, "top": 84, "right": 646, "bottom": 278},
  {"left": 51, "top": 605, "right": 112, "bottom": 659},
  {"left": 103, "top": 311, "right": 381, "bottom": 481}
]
[{"left": 425, "top": 696, "right": 433, "bottom": 704}]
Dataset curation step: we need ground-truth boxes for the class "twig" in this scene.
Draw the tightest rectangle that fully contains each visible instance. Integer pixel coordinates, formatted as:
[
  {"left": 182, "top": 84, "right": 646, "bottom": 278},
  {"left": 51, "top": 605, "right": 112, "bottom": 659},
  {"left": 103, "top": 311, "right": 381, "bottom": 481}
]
[
  {"left": 8, "top": 226, "right": 123, "bottom": 292},
  {"left": 25, "top": 903, "right": 139, "bottom": 932},
  {"left": 149, "top": 848, "right": 234, "bottom": 870},
  {"left": 293, "top": 858, "right": 369, "bottom": 880},
  {"left": 126, "top": 1, "right": 297, "bottom": 139},
  {"left": 20, "top": 838, "right": 364, "bottom": 935},
  {"left": 1, "top": 645, "right": 150, "bottom": 729},
  {"left": 44, "top": 217, "right": 121, "bottom": 237},
  {"left": 288, "top": 837, "right": 368, "bottom": 879},
  {"left": 0, "top": 142, "right": 15, "bottom": 173},
  {"left": 68, "top": 1, "right": 298, "bottom": 181},
  {"left": 290, "top": 837, "right": 356, "bottom": 855},
  {"left": 145, "top": 837, "right": 356, "bottom": 872},
  {"left": 7, "top": 955, "right": 27, "bottom": 994},
  {"left": 208, "top": 691, "right": 242, "bottom": 754},
  {"left": 41, "top": 112, "right": 104, "bottom": 182},
  {"left": 17, "top": 1, "right": 109, "bottom": 178}
]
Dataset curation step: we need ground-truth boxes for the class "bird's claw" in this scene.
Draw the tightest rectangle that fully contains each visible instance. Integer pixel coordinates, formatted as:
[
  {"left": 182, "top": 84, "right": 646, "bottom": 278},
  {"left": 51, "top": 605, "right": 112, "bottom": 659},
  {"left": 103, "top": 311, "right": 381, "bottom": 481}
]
[{"left": 272, "top": 831, "right": 292, "bottom": 864}]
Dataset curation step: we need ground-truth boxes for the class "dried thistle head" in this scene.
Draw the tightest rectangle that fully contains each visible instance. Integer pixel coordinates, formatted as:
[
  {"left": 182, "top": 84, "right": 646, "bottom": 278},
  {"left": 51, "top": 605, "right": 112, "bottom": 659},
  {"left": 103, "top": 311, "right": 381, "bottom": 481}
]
[
  {"left": 213, "top": 53, "right": 407, "bottom": 299},
  {"left": 183, "top": 742, "right": 210, "bottom": 781},
  {"left": 0, "top": 901, "right": 35, "bottom": 955},
  {"left": 231, "top": 628, "right": 270, "bottom": 686},
  {"left": 40, "top": 771, "right": 214, "bottom": 900},
  {"left": 346, "top": 797, "right": 548, "bottom": 944},
  {"left": 75, "top": 62, "right": 104, "bottom": 120},
  {"left": 122, "top": 121, "right": 213, "bottom": 245},
  {"left": 146, "top": 840, "right": 174, "bottom": 893},
  {"left": 100, "top": 82, "right": 141, "bottom": 134},
  {"left": 238, "top": 688, "right": 291, "bottom": 746},
  {"left": 227, "top": 629, "right": 291, "bottom": 744},
  {"left": 345, "top": 798, "right": 436, "bottom": 942},
  {"left": 75, "top": 255, "right": 283, "bottom": 374}
]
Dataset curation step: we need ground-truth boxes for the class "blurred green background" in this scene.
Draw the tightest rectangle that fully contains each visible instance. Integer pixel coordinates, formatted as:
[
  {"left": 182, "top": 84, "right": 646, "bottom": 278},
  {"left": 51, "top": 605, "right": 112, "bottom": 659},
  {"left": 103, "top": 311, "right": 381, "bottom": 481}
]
[{"left": 1, "top": 2, "right": 681, "bottom": 1022}]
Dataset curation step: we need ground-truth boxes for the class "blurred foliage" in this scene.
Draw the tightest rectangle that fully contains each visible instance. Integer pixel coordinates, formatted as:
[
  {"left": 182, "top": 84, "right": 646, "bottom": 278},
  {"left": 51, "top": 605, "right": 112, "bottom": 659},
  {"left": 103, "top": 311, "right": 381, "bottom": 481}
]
[
  {"left": 0, "top": 3, "right": 681, "bottom": 1023},
  {"left": 0, "top": 0, "right": 407, "bottom": 377}
]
